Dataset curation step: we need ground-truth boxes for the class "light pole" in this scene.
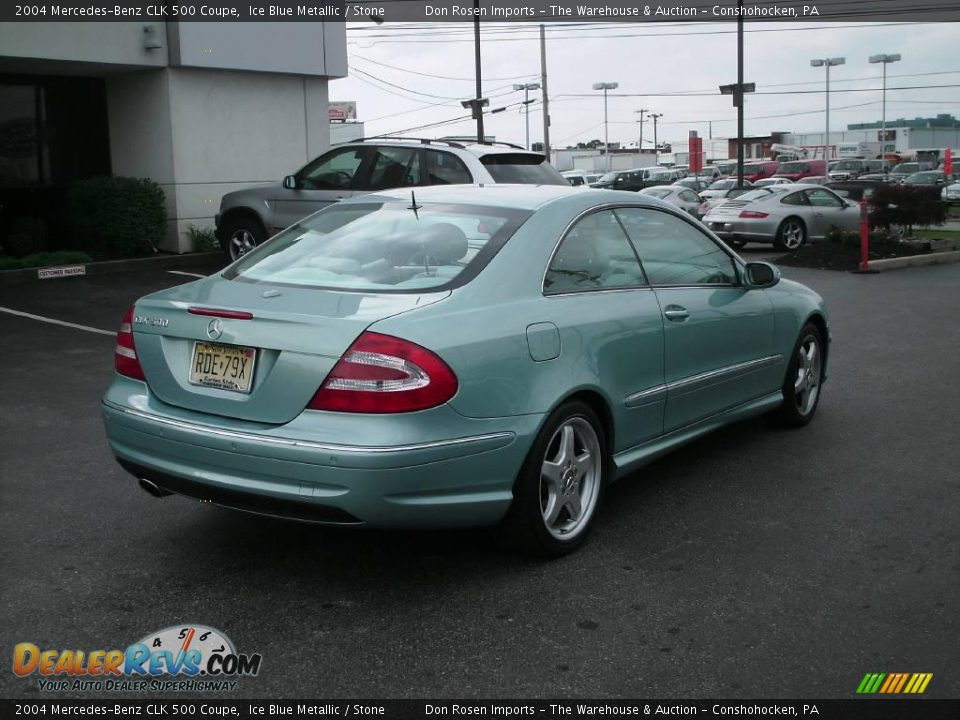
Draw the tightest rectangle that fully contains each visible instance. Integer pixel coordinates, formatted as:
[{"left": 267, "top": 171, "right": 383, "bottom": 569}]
[
  {"left": 869, "top": 53, "right": 901, "bottom": 155},
  {"left": 592, "top": 81, "right": 618, "bottom": 170},
  {"left": 513, "top": 82, "right": 541, "bottom": 150},
  {"left": 810, "top": 57, "right": 845, "bottom": 161},
  {"left": 650, "top": 113, "right": 663, "bottom": 163},
  {"left": 634, "top": 108, "right": 647, "bottom": 151}
]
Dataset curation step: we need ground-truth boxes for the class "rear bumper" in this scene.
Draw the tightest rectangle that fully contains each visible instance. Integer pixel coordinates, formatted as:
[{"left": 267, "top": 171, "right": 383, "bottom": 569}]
[
  {"left": 101, "top": 381, "right": 542, "bottom": 528},
  {"left": 703, "top": 219, "right": 777, "bottom": 244}
]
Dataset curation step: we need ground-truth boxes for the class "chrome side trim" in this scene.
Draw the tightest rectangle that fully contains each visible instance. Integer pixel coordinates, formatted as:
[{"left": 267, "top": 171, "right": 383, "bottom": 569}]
[
  {"left": 102, "top": 400, "right": 514, "bottom": 454},
  {"left": 624, "top": 385, "right": 668, "bottom": 408},
  {"left": 667, "top": 354, "right": 783, "bottom": 396}
]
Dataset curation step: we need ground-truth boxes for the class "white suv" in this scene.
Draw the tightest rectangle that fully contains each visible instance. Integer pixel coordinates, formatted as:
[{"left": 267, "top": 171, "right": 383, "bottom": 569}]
[{"left": 216, "top": 138, "right": 566, "bottom": 261}]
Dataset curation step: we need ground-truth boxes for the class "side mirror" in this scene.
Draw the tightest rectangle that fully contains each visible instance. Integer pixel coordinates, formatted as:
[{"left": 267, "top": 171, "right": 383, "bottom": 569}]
[
  {"left": 744, "top": 261, "right": 780, "bottom": 289},
  {"left": 282, "top": 175, "right": 298, "bottom": 190}
]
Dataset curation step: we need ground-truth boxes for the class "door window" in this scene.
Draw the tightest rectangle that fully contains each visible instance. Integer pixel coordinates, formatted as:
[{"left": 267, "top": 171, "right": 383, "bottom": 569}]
[
  {"left": 543, "top": 210, "right": 647, "bottom": 294},
  {"left": 425, "top": 150, "right": 472, "bottom": 185},
  {"left": 365, "top": 147, "right": 422, "bottom": 191},
  {"left": 805, "top": 188, "right": 844, "bottom": 207},
  {"left": 298, "top": 147, "right": 366, "bottom": 190},
  {"left": 615, "top": 207, "right": 737, "bottom": 286}
]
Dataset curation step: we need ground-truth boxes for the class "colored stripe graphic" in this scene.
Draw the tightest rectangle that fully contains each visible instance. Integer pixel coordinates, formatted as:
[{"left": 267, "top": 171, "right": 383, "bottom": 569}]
[{"left": 857, "top": 673, "right": 932, "bottom": 694}]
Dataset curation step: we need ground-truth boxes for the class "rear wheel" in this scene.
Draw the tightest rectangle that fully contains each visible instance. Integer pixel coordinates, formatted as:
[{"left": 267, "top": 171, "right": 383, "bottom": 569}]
[
  {"left": 771, "top": 323, "right": 824, "bottom": 427},
  {"left": 220, "top": 216, "right": 266, "bottom": 263},
  {"left": 774, "top": 217, "right": 805, "bottom": 251},
  {"left": 498, "top": 401, "right": 607, "bottom": 557}
]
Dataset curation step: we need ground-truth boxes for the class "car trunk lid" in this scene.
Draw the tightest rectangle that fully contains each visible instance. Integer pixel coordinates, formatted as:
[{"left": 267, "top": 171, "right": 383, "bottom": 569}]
[{"left": 130, "top": 278, "right": 449, "bottom": 424}]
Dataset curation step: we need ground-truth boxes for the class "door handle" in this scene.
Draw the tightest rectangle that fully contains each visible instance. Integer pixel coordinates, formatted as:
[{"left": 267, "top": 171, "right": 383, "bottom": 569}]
[{"left": 663, "top": 305, "right": 689, "bottom": 322}]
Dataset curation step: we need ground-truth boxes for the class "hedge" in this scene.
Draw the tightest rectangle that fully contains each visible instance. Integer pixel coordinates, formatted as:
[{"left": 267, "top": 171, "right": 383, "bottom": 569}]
[{"left": 68, "top": 176, "right": 166, "bottom": 258}]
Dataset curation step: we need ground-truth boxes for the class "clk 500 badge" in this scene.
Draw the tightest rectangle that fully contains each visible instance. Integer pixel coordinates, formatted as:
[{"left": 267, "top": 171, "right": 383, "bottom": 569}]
[{"left": 135, "top": 315, "right": 169, "bottom": 328}]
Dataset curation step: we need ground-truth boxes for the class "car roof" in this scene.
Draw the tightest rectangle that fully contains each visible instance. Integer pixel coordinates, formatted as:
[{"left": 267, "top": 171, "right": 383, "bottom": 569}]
[{"left": 353, "top": 184, "right": 677, "bottom": 211}]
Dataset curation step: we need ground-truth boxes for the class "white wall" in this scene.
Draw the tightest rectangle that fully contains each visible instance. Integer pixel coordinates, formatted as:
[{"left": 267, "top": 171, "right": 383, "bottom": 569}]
[
  {"left": 0, "top": 22, "right": 168, "bottom": 68},
  {"left": 106, "top": 67, "right": 333, "bottom": 252}
]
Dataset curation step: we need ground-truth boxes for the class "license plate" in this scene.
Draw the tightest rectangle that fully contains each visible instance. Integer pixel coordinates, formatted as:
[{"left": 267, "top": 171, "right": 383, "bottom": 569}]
[{"left": 189, "top": 342, "right": 256, "bottom": 393}]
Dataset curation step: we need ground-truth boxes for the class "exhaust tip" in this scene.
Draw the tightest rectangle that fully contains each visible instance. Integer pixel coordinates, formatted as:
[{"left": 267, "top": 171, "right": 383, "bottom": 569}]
[{"left": 138, "top": 478, "right": 172, "bottom": 498}]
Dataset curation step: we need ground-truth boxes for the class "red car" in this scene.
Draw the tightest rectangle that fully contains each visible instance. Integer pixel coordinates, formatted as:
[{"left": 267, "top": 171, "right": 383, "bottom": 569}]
[
  {"left": 772, "top": 159, "right": 827, "bottom": 182},
  {"left": 741, "top": 161, "right": 780, "bottom": 183}
]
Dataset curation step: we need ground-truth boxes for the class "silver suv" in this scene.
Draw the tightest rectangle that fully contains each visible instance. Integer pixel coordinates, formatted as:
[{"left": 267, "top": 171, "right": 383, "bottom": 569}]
[{"left": 215, "top": 137, "right": 566, "bottom": 261}]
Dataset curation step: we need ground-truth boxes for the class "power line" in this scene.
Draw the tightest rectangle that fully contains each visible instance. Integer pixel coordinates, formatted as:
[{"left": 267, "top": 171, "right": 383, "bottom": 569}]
[{"left": 350, "top": 52, "right": 537, "bottom": 82}]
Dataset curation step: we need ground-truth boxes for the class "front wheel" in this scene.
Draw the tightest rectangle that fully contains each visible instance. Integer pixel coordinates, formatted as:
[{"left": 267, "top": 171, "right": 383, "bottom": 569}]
[
  {"left": 772, "top": 323, "right": 824, "bottom": 427},
  {"left": 220, "top": 217, "right": 266, "bottom": 263},
  {"left": 774, "top": 218, "right": 806, "bottom": 251},
  {"left": 727, "top": 238, "right": 747, "bottom": 250},
  {"left": 497, "top": 401, "right": 607, "bottom": 556}
]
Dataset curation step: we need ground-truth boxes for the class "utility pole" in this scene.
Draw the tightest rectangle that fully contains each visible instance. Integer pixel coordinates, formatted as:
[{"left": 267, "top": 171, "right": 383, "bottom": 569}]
[
  {"left": 540, "top": 24, "right": 551, "bottom": 162},
  {"left": 869, "top": 53, "right": 901, "bottom": 154},
  {"left": 514, "top": 83, "right": 540, "bottom": 150},
  {"left": 592, "top": 81, "right": 619, "bottom": 171},
  {"left": 473, "top": 0, "right": 483, "bottom": 144},
  {"left": 651, "top": 113, "right": 663, "bottom": 163},
  {"left": 718, "top": 6, "right": 755, "bottom": 189},
  {"left": 635, "top": 108, "right": 647, "bottom": 150},
  {"left": 811, "top": 56, "right": 845, "bottom": 161}
]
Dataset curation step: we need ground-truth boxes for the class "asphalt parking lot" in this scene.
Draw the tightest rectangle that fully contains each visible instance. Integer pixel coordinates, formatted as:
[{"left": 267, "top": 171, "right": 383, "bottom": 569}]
[{"left": 1, "top": 253, "right": 958, "bottom": 700}]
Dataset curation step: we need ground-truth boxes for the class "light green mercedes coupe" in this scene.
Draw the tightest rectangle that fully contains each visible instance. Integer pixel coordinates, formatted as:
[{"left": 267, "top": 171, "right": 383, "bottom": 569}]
[{"left": 102, "top": 185, "right": 829, "bottom": 555}]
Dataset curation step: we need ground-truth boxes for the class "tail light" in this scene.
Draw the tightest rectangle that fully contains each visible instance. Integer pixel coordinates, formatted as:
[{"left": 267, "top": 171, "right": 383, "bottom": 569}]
[
  {"left": 308, "top": 332, "right": 458, "bottom": 413},
  {"left": 739, "top": 210, "right": 769, "bottom": 219},
  {"left": 115, "top": 306, "right": 146, "bottom": 381}
]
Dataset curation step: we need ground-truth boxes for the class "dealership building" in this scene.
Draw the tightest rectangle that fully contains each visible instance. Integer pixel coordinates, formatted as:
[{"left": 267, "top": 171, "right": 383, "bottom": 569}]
[{"left": 0, "top": 22, "right": 347, "bottom": 252}]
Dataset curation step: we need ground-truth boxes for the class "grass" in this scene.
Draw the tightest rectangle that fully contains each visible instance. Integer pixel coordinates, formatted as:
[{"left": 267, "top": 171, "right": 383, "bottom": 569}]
[{"left": 912, "top": 228, "right": 960, "bottom": 242}]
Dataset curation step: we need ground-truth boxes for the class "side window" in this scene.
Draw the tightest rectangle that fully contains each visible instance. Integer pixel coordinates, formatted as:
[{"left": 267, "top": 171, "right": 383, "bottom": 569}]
[
  {"left": 298, "top": 148, "right": 366, "bottom": 190},
  {"left": 426, "top": 150, "right": 472, "bottom": 185},
  {"left": 679, "top": 190, "right": 698, "bottom": 202},
  {"left": 543, "top": 210, "right": 647, "bottom": 294},
  {"left": 364, "top": 147, "right": 422, "bottom": 191},
  {"left": 781, "top": 191, "right": 809, "bottom": 206},
  {"left": 805, "top": 188, "right": 844, "bottom": 208},
  {"left": 615, "top": 207, "right": 737, "bottom": 286}
]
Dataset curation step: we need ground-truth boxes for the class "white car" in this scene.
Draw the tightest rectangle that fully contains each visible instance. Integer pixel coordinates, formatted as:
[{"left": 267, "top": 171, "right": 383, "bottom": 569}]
[
  {"left": 941, "top": 181, "right": 960, "bottom": 201},
  {"left": 639, "top": 185, "right": 703, "bottom": 218},
  {"left": 755, "top": 177, "right": 795, "bottom": 188}
]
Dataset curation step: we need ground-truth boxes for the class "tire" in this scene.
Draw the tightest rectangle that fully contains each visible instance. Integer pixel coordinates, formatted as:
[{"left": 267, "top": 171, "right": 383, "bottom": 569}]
[
  {"left": 774, "top": 217, "right": 806, "bottom": 252},
  {"left": 771, "top": 323, "right": 824, "bottom": 427},
  {"left": 220, "top": 216, "right": 267, "bottom": 263},
  {"left": 727, "top": 238, "right": 747, "bottom": 250},
  {"left": 497, "top": 401, "right": 607, "bottom": 557}
]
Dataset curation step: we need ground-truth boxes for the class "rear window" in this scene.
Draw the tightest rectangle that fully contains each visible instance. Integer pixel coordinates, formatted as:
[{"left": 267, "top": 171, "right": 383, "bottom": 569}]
[
  {"left": 644, "top": 188, "right": 672, "bottom": 199},
  {"left": 479, "top": 153, "right": 567, "bottom": 185},
  {"left": 223, "top": 202, "right": 530, "bottom": 293}
]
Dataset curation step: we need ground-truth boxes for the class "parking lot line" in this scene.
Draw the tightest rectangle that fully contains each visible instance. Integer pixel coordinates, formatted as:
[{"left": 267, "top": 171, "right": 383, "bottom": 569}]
[
  {"left": 167, "top": 270, "right": 207, "bottom": 279},
  {"left": 0, "top": 306, "right": 114, "bottom": 336}
]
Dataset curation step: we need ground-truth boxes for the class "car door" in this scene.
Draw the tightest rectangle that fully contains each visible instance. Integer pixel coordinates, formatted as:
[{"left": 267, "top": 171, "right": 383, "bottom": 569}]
[
  {"left": 541, "top": 209, "right": 666, "bottom": 450},
  {"left": 615, "top": 206, "right": 778, "bottom": 433},
  {"left": 271, "top": 146, "right": 370, "bottom": 231},
  {"left": 804, "top": 187, "right": 858, "bottom": 238}
]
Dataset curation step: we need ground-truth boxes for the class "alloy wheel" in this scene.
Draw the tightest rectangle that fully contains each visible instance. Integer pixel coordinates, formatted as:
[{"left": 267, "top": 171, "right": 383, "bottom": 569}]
[
  {"left": 539, "top": 417, "right": 602, "bottom": 541},
  {"left": 793, "top": 334, "right": 822, "bottom": 417},
  {"left": 781, "top": 220, "right": 804, "bottom": 250},
  {"left": 229, "top": 230, "right": 259, "bottom": 261}
]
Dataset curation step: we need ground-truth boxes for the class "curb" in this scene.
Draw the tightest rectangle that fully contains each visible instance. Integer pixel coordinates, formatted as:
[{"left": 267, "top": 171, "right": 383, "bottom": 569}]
[
  {"left": 860, "top": 250, "right": 960, "bottom": 273},
  {"left": 0, "top": 252, "right": 222, "bottom": 286}
]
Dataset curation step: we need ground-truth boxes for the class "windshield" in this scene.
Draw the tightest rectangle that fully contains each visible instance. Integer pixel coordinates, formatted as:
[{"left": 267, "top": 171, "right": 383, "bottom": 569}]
[
  {"left": 892, "top": 163, "right": 918, "bottom": 174},
  {"left": 223, "top": 202, "right": 530, "bottom": 292},
  {"left": 599, "top": 172, "right": 618, "bottom": 182},
  {"left": 644, "top": 188, "right": 672, "bottom": 199},
  {"left": 735, "top": 189, "right": 774, "bottom": 202},
  {"left": 831, "top": 160, "right": 861, "bottom": 171},
  {"left": 708, "top": 179, "right": 736, "bottom": 190},
  {"left": 479, "top": 153, "right": 567, "bottom": 185},
  {"left": 906, "top": 172, "right": 939, "bottom": 184}
]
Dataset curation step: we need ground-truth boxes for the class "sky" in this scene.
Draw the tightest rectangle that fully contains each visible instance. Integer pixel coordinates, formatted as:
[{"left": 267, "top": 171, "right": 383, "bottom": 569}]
[{"left": 331, "top": 20, "right": 960, "bottom": 149}]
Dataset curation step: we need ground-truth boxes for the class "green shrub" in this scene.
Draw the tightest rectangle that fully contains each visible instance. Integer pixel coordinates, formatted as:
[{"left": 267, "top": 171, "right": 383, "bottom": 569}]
[
  {"left": 68, "top": 176, "right": 166, "bottom": 258},
  {"left": 185, "top": 224, "right": 219, "bottom": 253},
  {"left": 868, "top": 184, "right": 947, "bottom": 233},
  {"left": 3, "top": 216, "right": 48, "bottom": 258},
  {"left": 0, "top": 250, "right": 92, "bottom": 271}
]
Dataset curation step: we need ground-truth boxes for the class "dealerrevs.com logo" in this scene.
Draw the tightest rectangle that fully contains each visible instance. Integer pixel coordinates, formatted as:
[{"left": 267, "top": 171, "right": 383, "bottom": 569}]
[{"left": 12, "top": 625, "right": 262, "bottom": 692}]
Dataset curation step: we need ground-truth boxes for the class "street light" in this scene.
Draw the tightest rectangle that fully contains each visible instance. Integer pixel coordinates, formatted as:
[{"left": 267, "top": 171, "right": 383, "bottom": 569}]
[
  {"left": 592, "top": 81, "right": 618, "bottom": 170},
  {"left": 634, "top": 108, "right": 647, "bottom": 150},
  {"left": 650, "top": 113, "right": 663, "bottom": 163},
  {"left": 810, "top": 57, "right": 845, "bottom": 161},
  {"left": 869, "top": 53, "right": 901, "bottom": 154},
  {"left": 513, "top": 82, "right": 541, "bottom": 150}
]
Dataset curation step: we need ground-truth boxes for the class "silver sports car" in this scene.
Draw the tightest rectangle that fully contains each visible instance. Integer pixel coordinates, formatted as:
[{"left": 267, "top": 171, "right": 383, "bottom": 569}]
[
  {"left": 702, "top": 184, "right": 861, "bottom": 251},
  {"left": 639, "top": 185, "right": 703, "bottom": 217}
]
